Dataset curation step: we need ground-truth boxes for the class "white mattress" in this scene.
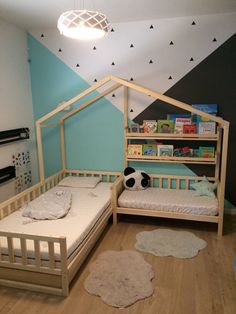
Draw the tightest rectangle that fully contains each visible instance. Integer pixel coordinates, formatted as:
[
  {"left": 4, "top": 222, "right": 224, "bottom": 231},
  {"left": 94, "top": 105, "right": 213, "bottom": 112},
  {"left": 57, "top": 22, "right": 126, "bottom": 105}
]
[
  {"left": 0, "top": 182, "right": 112, "bottom": 261},
  {"left": 118, "top": 188, "right": 218, "bottom": 216}
]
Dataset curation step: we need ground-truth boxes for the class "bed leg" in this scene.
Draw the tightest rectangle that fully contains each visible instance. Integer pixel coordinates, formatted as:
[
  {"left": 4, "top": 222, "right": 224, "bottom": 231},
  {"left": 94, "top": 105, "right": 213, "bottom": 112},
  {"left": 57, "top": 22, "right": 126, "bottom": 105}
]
[
  {"left": 217, "top": 220, "right": 223, "bottom": 238},
  {"left": 61, "top": 277, "right": 69, "bottom": 296}
]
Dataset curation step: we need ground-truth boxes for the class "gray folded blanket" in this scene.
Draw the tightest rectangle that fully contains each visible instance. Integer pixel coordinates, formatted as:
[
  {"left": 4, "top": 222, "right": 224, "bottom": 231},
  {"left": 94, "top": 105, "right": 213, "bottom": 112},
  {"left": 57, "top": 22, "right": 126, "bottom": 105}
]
[{"left": 22, "top": 188, "right": 72, "bottom": 220}]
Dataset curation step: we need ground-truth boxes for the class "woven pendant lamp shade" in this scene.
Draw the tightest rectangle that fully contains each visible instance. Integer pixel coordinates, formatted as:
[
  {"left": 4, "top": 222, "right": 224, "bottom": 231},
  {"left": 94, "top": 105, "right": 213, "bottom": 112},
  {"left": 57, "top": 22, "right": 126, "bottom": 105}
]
[{"left": 57, "top": 10, "right": 110, "bottom": 40}]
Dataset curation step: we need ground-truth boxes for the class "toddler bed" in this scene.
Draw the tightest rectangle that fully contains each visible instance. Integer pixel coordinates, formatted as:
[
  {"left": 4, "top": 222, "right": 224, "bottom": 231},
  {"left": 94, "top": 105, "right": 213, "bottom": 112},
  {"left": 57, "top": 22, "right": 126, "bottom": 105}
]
[
  {"left": 0, "top": 169, "right": 120, "bottom": 296},
  {"left": 112, "top": 173, "right": 223, "bottom": 236}
]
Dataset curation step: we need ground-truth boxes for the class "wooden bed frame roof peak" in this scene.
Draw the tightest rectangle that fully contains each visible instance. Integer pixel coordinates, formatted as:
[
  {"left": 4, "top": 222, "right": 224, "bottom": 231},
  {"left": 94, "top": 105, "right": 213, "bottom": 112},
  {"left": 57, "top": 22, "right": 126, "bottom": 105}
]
[
  {"left": 36, "top": 75, "right": 228, "bottom": 126},
  {"left": 35, "top": 75, "right": 229, "bottom": 181}
]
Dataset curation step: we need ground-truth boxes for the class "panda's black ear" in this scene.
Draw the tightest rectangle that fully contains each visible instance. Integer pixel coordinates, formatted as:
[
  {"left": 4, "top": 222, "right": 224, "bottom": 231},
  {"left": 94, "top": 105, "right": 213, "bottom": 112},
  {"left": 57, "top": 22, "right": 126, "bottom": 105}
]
[
  {"left": 141, "top": 172, "right": 150, "bottom": 180},
  {"left": 124, "top": 167, "right": 136, "bottom": 176}
]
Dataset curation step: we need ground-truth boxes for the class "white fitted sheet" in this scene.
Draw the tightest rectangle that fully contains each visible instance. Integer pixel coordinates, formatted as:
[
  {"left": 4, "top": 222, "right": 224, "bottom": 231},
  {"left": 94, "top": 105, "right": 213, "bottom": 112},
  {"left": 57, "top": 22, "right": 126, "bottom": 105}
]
[
  {"left": 118, "top": 188, "right": 218, "bottom": 216},
  {"left": 0, "top": 182, "right": 112, "bottom": 261}
]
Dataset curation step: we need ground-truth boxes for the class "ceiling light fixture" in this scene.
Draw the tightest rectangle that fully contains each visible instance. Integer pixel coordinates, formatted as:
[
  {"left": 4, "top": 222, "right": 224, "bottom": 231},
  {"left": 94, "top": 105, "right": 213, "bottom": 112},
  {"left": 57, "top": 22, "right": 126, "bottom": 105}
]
[{"left": 57, "top": 9, "right": 110, "bottom": 40}]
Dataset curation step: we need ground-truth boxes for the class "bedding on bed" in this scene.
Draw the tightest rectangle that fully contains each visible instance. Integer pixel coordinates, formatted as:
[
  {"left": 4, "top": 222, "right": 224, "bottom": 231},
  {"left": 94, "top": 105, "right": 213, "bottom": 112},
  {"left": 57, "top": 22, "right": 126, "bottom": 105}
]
[
  {"left": 118, "top": 187, "right": 218, "bottom": 216},
  {"left": 0, "top": 182, "right": 113, "bottom": 261},
  {"left": 58, "top": 176, "right": 101, "bottom": 188},
  {"left": 22, "top": 188, "right": 72, "bottom": 220}
]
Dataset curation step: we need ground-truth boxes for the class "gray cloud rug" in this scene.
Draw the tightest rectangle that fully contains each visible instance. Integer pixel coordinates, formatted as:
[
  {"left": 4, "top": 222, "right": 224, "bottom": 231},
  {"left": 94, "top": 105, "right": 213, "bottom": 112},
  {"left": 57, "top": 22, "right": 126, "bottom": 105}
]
[
  {"left": 135, "top": 229, "right": 207, "bottom": 258},
  {"left": 84, "top": 250, "right": 154, "bottom": 308}
]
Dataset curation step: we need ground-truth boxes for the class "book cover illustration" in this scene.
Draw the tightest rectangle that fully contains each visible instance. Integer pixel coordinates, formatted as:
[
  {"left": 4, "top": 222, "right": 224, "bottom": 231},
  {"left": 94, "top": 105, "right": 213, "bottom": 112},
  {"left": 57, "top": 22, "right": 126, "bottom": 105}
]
[
  {"left": 198, "top": 122, "right": 216, "bottom": 134},
  {"left": 142, "top": 120, "right": 157, "bottom": 133},
  {"left": 129, "top": 123, "right": 140, "bottom": 133},
  {"left": 173, "top": 146, "right": 192, "bottom": 157},
  {"left": 191, "top": 149, "right": 199, "bottom": 157},
  {"left": 143, "top": 144, "right": 157, "bottom": 156},
  {"left": 157, "top": 145, "right": 174, "bottom": 156},
  {"left": 183, "top": 124, "right": 196, "bottom": 134},
  {"left": 174, "top": 117, "right": 192, "bottom": 134},
  {"left": 199, "top": 146, "right": 215, "bottom": 158},
  {"left": 127, "top": 144, "right": 143, "bottom": 157},
  {"left": 157, "top": 120, "right": 174, "bottom": 133}
]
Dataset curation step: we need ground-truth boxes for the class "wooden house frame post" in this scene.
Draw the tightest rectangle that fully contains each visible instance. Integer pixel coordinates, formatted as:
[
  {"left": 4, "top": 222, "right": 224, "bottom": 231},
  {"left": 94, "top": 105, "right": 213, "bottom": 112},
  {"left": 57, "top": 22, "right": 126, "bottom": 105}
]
[
  {"left": 36, "top": 121, "right": 45, "bottom": 182},
  {"left": 215, "top": 125, "right": 222, "bottom": 181},
  {"left": 60, "top": 119, "right": 66, "bottom": 171},
  {"left": 124, "top": 86, "right": 128, "bottom": 168},
  {"left": 217, "top": 122, "right": 229, "bottom": 236}
]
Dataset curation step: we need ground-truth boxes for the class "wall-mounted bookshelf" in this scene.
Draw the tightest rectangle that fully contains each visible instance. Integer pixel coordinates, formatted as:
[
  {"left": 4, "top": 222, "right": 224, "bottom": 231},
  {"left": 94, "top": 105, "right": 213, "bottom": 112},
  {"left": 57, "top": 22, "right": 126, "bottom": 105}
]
[
  {"left": 0, "top": 128, "right": 29, "bottom": 145},
  {"left": 0, "top": 166, "right": 16, "bottom": 184}
]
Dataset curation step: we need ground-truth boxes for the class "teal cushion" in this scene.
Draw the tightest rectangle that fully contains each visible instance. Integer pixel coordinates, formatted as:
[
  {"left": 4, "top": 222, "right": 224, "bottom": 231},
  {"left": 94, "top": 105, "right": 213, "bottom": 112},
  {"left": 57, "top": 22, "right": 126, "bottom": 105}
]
[{"left": 191, "top": 176, "right": 217, "bottom": 197}]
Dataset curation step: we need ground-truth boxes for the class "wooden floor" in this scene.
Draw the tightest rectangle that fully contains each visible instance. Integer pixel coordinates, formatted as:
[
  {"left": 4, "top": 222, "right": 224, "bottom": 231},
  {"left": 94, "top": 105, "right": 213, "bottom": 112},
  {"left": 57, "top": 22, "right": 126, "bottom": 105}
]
[{"left": 0, "top": 215, "right": 236, "bottom": 314}]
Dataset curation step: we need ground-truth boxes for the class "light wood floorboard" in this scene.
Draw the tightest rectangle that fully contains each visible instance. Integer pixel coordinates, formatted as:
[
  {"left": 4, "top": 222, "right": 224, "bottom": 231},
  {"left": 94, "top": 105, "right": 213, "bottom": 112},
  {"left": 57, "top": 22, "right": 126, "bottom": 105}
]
[{"left": 0, "top": 215, "right": 236, "bottom": 314}]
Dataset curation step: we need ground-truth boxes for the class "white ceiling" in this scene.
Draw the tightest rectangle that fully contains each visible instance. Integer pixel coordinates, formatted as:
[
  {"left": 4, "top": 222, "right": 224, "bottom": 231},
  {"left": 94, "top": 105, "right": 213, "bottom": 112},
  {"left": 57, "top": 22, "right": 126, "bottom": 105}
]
[{"left": 0, "top": 0, "right": 236, "bottom": 30}]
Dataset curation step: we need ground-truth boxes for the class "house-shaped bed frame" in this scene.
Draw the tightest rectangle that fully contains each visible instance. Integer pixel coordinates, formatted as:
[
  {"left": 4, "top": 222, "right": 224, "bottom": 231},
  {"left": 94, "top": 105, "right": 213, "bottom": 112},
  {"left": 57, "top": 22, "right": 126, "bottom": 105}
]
[
  {"left": 0, "top": 76, "right": 229, "bottom": 295},
  {"left": 36, "top": 75, "right": 229, "bottom": 237}
]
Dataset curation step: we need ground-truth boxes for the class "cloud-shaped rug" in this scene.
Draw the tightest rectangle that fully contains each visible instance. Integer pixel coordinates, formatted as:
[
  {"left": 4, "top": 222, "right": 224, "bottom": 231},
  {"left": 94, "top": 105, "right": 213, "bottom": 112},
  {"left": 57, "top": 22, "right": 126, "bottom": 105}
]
[
  {"left": 135, "top": 229, "right": 207, "bottom": 258},
  {"left": 84, "top": 250, "right": 154, "bottom": 308}
]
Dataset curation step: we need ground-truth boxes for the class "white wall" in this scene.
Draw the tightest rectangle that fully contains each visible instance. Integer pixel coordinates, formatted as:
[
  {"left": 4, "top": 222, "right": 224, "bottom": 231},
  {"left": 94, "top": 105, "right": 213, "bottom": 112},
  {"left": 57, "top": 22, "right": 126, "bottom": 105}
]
[
  {"left": 0, "top": 18, "right": 38, "bottom": 202},
  {"left": 30, "top": 12, "right": 236, "bottom": 119}
]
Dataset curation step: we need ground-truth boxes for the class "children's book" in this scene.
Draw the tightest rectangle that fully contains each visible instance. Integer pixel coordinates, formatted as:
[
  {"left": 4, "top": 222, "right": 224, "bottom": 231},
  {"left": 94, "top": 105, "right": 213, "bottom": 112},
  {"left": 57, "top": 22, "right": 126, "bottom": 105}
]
[
  {"left": 199, "top": 146, "right": 215, "bottom": 158},
  {"left": 173, "top": 146, "right": 192, "bottom": 157},
  {"left": 129, "top": 123, "right": 140, "bottom": 133},
  {"left": 174, "top": 117, "right": 192, "bottom": 134},
  {"left": 143, "top": 144, "right": 157, "bottom": 156},
  {"left": 183, "top": 124, "right": 197, "bottom": 134},
  {"left": 198, "top": 122, "right": 216, "bottom": 134},
  {"left": 127, "top": 144, "right": 143, "bottom": 157},
  {"left": 191, "top": 149, "right": 199, "bottom": 157},
  {"left": 142, "top": 120, "right": 157, "bottom": 133},
  {"left": 157, "top": 145, "right": 174, "bottom": 156},
  {"left": 192, "top": 104, "right": 218, "bottom": 123},
  {"left": 157, "top": 120, "right": 174, "bottom": 133}
]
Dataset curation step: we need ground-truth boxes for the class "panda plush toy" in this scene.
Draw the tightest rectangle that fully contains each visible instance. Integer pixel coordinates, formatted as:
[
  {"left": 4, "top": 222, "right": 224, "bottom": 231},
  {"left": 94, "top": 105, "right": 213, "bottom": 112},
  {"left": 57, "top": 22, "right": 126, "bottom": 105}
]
[{"left": 123, "top": 167, "right": 150, "bottom": 190}]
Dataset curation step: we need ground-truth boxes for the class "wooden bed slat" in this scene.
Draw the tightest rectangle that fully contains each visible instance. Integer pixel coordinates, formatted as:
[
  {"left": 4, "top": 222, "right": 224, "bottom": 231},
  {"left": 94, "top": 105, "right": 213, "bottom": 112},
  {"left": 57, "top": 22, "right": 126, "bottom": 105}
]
[
  {"left": 167, "top": 178, "right": 171, "bottom": 189},
  {"left": 59, "top": 238, "right": 69, "bottom": 295},
  {"left": 186, "top": 179, "right": 189, "bottom": 190},
  {"left": 176, "top": 179, "right": 180, "bottom": 189},
  {"left": 48, "top": 242, "right": 55, "bottom": 270},
  {"left": 26, "top": 193, "right": 31, "bottom": 203},
  {"left": 34, "top": 240, "right": 41, "bottom": 267},
  {"left": 7, "top": 205, "right": 12, "bottom": 216},
  {"left": 20, "top": 238, "right": 27, "bottom": 265},
  {"left": 7, "top": 237, "right": 14, "bottom": 263}
]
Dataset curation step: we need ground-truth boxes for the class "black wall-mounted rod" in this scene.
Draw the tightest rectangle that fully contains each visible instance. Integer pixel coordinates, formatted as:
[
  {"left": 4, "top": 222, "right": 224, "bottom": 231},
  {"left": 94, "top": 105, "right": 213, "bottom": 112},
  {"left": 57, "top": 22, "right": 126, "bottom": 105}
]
[
  {"left": 0, "top": 166, "right": 16, "bottom": 184},
  {"left": 0, "top": 128, "right": 29, "bottom": 145}
]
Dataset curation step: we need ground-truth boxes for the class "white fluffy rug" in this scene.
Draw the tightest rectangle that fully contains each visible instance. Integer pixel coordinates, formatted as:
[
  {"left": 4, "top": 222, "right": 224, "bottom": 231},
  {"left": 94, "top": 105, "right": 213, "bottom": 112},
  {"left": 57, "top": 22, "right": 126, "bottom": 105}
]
[
  {"left": 84, "top": 250, "right": 154, "bottom": 308},
  {"left": 135, "top": 229, "right": 207, "bottom": 258}
]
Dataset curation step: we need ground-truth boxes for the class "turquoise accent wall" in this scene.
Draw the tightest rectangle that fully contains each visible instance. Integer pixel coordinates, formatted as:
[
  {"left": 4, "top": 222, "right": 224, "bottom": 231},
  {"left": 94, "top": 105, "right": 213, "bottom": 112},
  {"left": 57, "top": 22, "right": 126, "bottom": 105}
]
[
  {"left": 28, "top": 34, "right": 195, "bottom": 177},
  {"left": 129, "top": 162, "right": 195, "bottom": 176},
  {"left": 28, "top": 34, "right": 124, "bottom": 176}
]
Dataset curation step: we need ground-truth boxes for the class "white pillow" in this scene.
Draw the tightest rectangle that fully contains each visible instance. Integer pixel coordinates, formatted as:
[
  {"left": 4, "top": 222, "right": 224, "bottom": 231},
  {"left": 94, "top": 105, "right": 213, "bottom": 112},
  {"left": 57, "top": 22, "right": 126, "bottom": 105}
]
[{"left": 58, "top": 176, "right": 101, "bottom": 188}]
